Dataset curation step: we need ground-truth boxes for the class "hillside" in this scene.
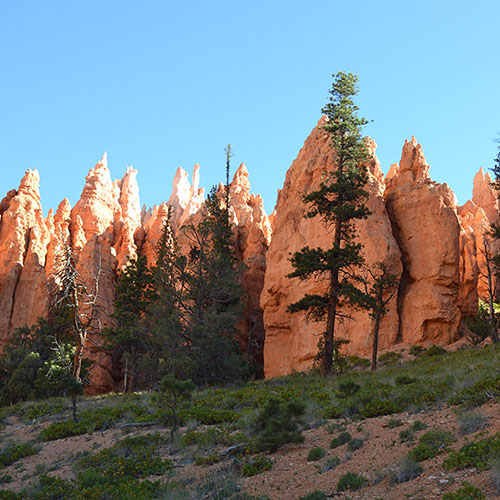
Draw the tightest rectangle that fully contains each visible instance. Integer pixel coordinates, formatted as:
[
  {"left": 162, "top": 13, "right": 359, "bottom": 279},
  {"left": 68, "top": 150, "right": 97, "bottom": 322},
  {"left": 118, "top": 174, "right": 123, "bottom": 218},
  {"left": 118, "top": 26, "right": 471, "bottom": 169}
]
[{"left": 2, "top": 343, "right": 500, "bottom": 499}]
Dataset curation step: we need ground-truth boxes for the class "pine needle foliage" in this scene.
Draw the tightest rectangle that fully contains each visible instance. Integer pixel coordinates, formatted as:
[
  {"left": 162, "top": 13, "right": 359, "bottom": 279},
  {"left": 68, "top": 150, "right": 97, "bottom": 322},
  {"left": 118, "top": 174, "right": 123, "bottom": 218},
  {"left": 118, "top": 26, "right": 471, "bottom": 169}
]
[{"left": 287, "top": 72, "right": 371, "bottom": 375}]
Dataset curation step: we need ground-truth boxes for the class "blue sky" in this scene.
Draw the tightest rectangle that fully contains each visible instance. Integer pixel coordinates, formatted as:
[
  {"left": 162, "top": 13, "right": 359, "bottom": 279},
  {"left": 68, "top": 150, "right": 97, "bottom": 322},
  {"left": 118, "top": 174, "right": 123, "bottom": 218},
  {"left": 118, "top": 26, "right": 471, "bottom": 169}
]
[{"left": 1, "top": 1, "right": 499, "bottom": 215}]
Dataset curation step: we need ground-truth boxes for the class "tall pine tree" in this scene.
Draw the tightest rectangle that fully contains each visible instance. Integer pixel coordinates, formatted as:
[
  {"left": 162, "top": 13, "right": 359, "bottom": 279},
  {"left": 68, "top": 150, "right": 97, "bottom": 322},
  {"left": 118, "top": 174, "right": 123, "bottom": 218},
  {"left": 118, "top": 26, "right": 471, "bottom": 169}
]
[{"left": 288, "top": 72, "right": 371, "bottom": 375}]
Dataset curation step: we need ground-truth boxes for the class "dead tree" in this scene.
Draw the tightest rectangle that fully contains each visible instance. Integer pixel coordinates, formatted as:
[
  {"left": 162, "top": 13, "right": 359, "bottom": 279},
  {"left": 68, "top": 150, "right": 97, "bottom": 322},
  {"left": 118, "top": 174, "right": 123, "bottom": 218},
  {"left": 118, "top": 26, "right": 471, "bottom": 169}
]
[{"left": 50, "top": 238, "right": 104, "bottom": 382}]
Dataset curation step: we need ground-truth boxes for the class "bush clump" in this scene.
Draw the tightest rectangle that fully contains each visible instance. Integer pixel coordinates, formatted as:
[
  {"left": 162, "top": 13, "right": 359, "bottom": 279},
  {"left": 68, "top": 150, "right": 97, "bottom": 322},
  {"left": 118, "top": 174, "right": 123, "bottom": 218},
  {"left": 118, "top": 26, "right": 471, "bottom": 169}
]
[
  {"left": 409, "top": 430, "right": 456, "bottom": 462},
  {"left": 458, "top": 410, "right": 489, "bottom": 435},
  {"left": 240, "top": 455, "right": 272, "bottom": 476},
  {"left": 330, "top": 431, "right": 352, "bottom": 449},
  {"left": 337, "top": 472, "right": 367, "bottom": 492},
  {"left": 76, "top": 434, "right": 172, "bottom": 478},
  {"left": 444, "top": 433, "right": 500, "bottom": 471},
  {"left": 347, "top": 438, "right": 364, "bottom": 451},
  {"left": 0, "top": 442, "right": 39, "bottom": 468},
  {"left": 442, "top": 481, "right": 485, "bottom": 500},
  {"left": 307, "top": 447, "right": 326, "bottom": 461},
  {"left": 299, "top": 491, "right": 328, "bottom": 500},
  {"left": 251, "top": 396, "right": 305, "bottom": 452},
  {"left": 393, "top": 455, "right": 423, "bottom": 483}
]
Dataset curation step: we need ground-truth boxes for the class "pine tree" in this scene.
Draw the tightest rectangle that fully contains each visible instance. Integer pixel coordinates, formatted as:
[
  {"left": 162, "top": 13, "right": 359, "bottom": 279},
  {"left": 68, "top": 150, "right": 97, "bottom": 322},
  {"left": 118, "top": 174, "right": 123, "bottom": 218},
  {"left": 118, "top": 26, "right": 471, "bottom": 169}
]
[
  {"left": 363, "top": 263, "right": 398, "bottom": 370},
  {"left": 105, "top": 254, "right": 155, "bottom": 392},
  {"left": 149, "top": 147, "right": 247, "bottom": 386},
  {"left": 288, "top": 72, "right": 371, "bottom": 375}
]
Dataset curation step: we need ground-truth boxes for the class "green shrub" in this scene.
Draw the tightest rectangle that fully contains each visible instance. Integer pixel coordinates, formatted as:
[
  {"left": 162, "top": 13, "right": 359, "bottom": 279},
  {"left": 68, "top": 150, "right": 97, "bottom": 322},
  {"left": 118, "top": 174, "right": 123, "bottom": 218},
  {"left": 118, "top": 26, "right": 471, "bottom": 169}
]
[
  {"left": 337, "top": 472, "right": 367, "bottom": 492},
  {"left": 330, "top": 431, "right": 352, "bottom": 448},
  {"left": 39, "top": 405, "right": 152, "bottom": 441},
  {"left": 490, "top": 456, "right": 500, "bottom": 493},
  {"left": 0, "top": 442, "right": 39, "bottom": 468},
  {"left": 409, "top": 345, "right": 426, "bottom": 356},
  {"left": 378, "top": 351, "right": 401, "bottom": 365},
  {"left": 319, "top": 456, "right": 341, "bottom": 473},
  {"left": 409, "top": 430, "right": 456, "bottom": 462},
  {"left": 411, "top": 420, "right": 428, "bottom": 431},
  {"left": 423, "top": 345, "right": 447, "bottom": 357},
  {"left": 77, "top": 434, "right": 172, "bottom": 478},
  {"left": 450, "top": 375, "right": 500, "bottom": 408},
  {"left": 347, "top": 438, "right": 364, "bottom": 451},
  {"left": 240, "top": 455, "right": 272, "bottom": 476},
  {"left": 0, "top": 473, "right": 12, "bottom": 484},
  {"left": 337, "top": 380, "right": 361, "bottom": 398},
  {"left": 387, "top": 418, "right": 403, "bottom": 429},
  {"left": 393, "top": 455, "right": 423, "bottom": 483},
  {"left": 307, "top": 447, "right": 326, "bottom": 461},
  {"left": 359, "top": 397, "right": 401, "bottom": 418},
  {"left": 251, "top": 396, "right": 305, "bottom": 452},
  {"left": 345, "top": 356, "right": 370, "bottom": 370},
  {"left": 442, "top": 481, "right": 485, "bottom": 500},
  {"left": 195, "top": 454, "right": 221, "bottom": 466},
  {"left": 299, "top": 491, "right": 328, "bottom": 500},
  {"left": 444, "top": 433, "right": 500, "bottom": 471},
  {"left": 186, "top": 405, "right": 237, "bottom": 424},
  {"left": 395, "top": 375, "right": 419, "bottom": 385}
]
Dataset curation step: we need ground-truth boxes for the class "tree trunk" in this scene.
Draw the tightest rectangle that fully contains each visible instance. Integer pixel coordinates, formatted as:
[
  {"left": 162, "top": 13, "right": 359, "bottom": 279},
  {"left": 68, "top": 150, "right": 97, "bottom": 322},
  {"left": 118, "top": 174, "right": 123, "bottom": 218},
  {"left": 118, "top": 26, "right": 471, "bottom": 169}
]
[
  {"left": 485, "top": 242, "right": 499, "bottom": 343},
  {"left": 123, "top": 357, "right": 129, "bottom": 393},
  {"left": 371, "top": 309, "right": 382, "bottom": 371}
]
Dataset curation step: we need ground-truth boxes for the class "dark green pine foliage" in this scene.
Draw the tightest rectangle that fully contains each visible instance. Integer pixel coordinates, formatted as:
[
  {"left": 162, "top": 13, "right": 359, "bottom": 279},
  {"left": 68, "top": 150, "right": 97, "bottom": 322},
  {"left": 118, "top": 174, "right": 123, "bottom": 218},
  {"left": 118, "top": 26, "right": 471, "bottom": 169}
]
[
  {"left": 150, "top": 146, "right": 247, "bottom": 386},
  {"left": 288, "top": 72, "right": 371, "bottom": 375},
  {"left": 179, "top": 146, "right": 247, "bottom": 385},
  {"left": 105, "top": 254, "right": 155, "bottom": 392},
  {"left": 0, "top": 319, "right": 81, "bottom": 405}
]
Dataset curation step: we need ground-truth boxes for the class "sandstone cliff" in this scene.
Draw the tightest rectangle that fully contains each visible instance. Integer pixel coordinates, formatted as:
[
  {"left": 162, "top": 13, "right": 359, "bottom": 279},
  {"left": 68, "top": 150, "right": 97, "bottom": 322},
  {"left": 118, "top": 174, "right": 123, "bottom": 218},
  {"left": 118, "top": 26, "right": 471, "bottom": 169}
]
[
  {"left": 261, "top": 119, "right": 402, "bottom": 378},
  {"left": 0, "top": 122, "right": 496, "bottom": 386}
]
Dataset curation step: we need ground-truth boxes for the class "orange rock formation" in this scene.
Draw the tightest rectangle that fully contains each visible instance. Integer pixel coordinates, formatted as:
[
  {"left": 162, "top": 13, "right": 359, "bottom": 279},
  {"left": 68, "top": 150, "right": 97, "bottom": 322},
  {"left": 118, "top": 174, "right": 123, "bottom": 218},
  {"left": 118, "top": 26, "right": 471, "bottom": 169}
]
[{"left": 0, "top": 120, "right": 496, "bottom": 385}]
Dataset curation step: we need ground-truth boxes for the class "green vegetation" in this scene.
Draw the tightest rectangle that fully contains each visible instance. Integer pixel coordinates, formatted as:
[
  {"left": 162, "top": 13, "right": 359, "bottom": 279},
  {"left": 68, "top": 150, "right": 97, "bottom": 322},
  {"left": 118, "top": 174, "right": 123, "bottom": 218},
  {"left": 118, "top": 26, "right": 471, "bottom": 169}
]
[
  {"left": 444, "top": 433, "right": 500, "bottom": 471},
  {"left": 287, "top": 71, "right": 371, "bottom": 375},
  {"left": 250, "top": 396, "right": 305, "bottom": 452},
  {"left": 393, "top": 455, "right": 423, "bottom": 483},
  {"left": 330, "top": 431, "right": 352, "bottom": 448},
  {"left": 409, "top": 430, "right": 456, "bottom": 462},
  {"left": 442, "top": 482, "right": 485, "bottom": 500},
  {"left": 0, "top": 443, "right": 39, "bottom": 468},
  {"left": 337, "top": 471, "right": 367, "bottom": 491},
  {"left": 299, "top": 491, "right": 328, "bottom": 500},
  {"left": 307, "top": 447, "right": 326, "bottom": 461},
  {"left": 240, "top": 455, "right": 272, "bottom": 476}
]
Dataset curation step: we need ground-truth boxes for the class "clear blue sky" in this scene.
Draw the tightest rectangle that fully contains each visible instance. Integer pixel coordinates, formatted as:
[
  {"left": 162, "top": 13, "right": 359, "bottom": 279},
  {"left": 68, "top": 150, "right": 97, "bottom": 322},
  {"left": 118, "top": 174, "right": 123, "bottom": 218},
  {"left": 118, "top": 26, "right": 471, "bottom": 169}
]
[{"left": 1, "top": 1, "right": 499, "bottom": 215}]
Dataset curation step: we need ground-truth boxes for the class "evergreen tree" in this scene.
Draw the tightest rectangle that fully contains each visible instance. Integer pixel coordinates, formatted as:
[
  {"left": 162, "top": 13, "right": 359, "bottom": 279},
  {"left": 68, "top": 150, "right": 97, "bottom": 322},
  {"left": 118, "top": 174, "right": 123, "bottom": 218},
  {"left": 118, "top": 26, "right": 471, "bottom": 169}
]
[
  {"left": 287, "top": 72, "right": 371, "bottom": 375},
  {"left": 363, "top": 263, "right": 399, "bottom": 370},
  {"left": 104, "top": 254, "right": 155, "bottom": 392},
  {"left": 150, "top": 146, "right": 247, "bottom": 386}
]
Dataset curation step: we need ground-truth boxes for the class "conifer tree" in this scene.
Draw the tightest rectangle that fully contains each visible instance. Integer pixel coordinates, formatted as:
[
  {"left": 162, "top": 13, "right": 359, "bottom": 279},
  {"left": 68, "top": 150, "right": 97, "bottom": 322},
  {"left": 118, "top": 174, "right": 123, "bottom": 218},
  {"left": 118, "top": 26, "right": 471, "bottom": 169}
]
[
  {"left": 105, "top": 254, "right": 155, "bottom": 391},
  {"left": 288, "top": 72, "right": 371, "bottom": 375}
]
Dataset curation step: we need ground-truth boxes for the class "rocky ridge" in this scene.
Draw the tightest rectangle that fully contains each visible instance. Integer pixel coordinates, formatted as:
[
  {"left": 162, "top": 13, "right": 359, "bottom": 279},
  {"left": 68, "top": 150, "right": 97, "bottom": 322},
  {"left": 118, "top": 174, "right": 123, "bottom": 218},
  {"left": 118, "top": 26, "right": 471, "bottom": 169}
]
[{"left": 0, "top": 120, "right": 497, "bottom": 385}]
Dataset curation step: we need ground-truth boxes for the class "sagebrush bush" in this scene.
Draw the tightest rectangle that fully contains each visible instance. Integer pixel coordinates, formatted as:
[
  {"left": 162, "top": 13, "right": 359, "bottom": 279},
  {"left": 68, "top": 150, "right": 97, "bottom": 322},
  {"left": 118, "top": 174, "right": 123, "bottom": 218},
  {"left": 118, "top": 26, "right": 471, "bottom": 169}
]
[
  {"left": 393, "top": 455, "right": 423, "bottom": 483},
  {"left": 347, "top": 438, "right": 364, "bottom": 451},
  {"left": 458, "top": 410, "right": 488, "bottom": 435},
  {"left": 319, "top": 456, "right": 341, "bottom": 474}
]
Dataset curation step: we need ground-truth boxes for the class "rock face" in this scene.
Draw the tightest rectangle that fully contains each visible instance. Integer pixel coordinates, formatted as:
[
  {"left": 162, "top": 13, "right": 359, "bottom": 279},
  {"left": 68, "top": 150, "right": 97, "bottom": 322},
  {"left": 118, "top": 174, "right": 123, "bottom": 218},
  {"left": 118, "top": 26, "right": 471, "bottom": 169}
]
[
  {"left": 0, "top": 122, "right": 496, "bottom": 386},
  {"left": 0, "top": 170, "right": 50, "bottom": 344},
  {"left": 0, "top": 154, "right": 270, "bottom": 391},
  {"left": 384, "top": 138, "right": 462, "bottom": 346},
  {"left": 261, "top": 119, "right": 402, "bottom": 378},
  {"left": 458, "top": 168, "right": 499, "bottom": 308}
]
